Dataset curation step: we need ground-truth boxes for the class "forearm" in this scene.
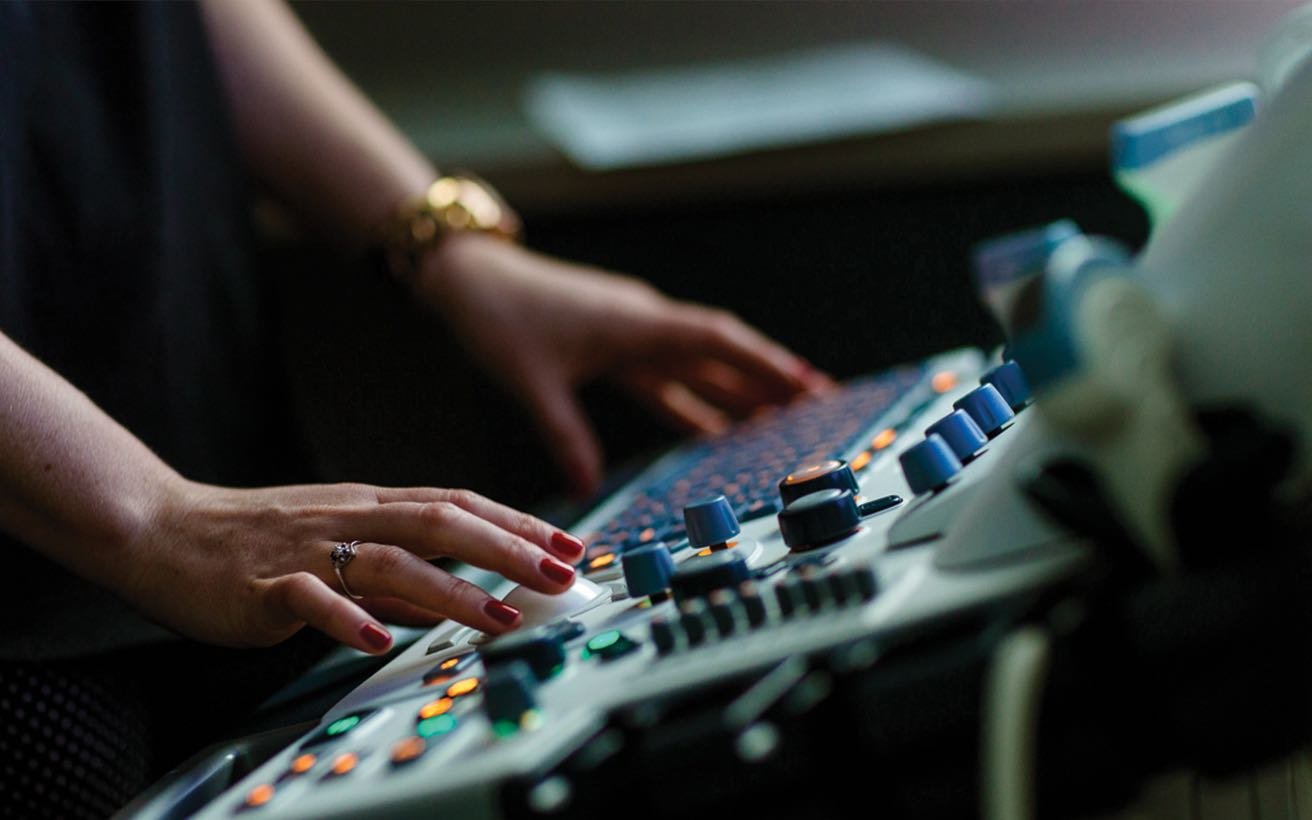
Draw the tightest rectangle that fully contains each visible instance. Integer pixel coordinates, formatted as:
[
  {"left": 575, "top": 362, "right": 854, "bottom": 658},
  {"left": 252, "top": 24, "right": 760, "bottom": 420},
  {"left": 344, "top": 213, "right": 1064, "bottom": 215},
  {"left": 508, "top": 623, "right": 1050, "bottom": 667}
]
[
  {"left": 0, "top": 332, "right": 181, "bottom": 593},
  {"left": 198, "top": 0, "right": 434, "bottom": 242}
]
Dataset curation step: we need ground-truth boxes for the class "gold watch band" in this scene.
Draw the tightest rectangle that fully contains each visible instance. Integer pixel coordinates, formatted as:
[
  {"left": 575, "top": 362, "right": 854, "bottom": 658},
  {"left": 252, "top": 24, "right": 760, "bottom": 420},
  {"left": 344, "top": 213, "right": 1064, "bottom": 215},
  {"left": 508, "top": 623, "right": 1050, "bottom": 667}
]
[{"left": 379, "top": 174, "right": 521, "bottom": 283}]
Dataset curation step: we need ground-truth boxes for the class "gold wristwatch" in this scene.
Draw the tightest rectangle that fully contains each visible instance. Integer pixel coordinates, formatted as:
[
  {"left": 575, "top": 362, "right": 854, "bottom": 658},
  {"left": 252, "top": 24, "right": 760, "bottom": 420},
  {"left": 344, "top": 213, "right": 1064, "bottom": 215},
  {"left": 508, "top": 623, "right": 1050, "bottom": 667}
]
[{"left": 379, "top": 174, "right": 522, "bottom": 284}]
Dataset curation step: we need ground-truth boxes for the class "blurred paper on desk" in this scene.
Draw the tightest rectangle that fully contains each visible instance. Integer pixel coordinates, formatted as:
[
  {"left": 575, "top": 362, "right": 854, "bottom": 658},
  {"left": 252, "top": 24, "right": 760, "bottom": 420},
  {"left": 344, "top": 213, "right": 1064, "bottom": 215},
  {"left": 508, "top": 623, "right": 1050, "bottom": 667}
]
[{"left": 523, "top": 43, "right": 995, "bottom": 171}]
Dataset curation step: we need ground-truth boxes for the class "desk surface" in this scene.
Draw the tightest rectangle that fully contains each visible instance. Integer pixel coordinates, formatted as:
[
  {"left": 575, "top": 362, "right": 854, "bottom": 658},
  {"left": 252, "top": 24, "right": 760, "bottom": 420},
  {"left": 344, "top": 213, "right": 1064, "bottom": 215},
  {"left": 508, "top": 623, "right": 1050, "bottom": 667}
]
[{"left": 294, "top": 0, "right": 1304, "bottom": 210}]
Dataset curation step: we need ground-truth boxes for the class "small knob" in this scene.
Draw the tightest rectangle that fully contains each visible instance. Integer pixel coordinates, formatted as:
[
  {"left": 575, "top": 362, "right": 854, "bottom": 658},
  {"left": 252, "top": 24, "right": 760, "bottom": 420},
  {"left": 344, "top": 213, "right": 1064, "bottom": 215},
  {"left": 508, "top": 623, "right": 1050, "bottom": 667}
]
[
  {"left": 898, "top": 435, "right": 963, "bottom": 495},
  {"left": 483, "top": 660, "right": 538, "bottom": 731},
  {"left": 621, "top": 544, "right": 676, "bottom": 600},
  {"left": 952, "top": 384, "right": 1015, "bottom": 438},
  {"left": 777, "top": 459, "right": 859, "bottom": 506},
  {"left": 670, "top": 550, "right": 750, "bottom": 603},
  {"left": 683, "top": 495, "right": 741, "bottom": 550},
  {"left": 925, "top": 410, "right": 988, "bottom": 463},
  {"left": 776, "top": 488, "right": 861, "bottom": 551},
  {"left": 480, "top": 626, "right": 566, "bottom": 681},
  {"left": 980, "top": 361, "right": 1031, "bottom": 411}
]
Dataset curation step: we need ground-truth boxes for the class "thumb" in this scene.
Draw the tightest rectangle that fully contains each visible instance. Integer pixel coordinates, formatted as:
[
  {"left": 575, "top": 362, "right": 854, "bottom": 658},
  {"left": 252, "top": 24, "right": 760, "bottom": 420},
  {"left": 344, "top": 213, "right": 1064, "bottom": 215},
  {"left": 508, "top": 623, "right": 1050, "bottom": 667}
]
[{"left": 524, "top": 376, "right": 604, "bottom": 498}]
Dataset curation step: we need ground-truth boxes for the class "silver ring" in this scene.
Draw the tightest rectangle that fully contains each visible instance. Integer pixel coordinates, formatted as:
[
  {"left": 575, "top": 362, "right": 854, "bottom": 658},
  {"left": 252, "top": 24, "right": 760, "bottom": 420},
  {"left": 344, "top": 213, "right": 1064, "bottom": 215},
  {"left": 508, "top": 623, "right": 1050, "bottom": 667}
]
[{"left": 330, "top": 540, "right": 363, "bottom": 599}]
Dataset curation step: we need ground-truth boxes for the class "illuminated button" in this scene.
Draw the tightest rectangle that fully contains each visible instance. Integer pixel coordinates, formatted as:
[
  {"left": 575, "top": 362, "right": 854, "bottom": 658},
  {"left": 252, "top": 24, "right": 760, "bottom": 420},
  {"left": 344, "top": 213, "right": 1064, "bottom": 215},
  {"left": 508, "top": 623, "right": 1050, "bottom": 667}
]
[
  {"left": 423, "top": 653, "right": 475, "bottom": 686},
  {"left": 301, "top": 709, "right": 376, "bottom": 747},
  {"left": 446, "top": 677, "right": 481, "bottom": 698},
  {"left": 587, "top": 553, "right": 617, "bottom": 572},
  {"left": 418, "top": 698, "right": 454, "bottom": 720},
  {"left": 849, "top": 451, "right": 873, "bottom": 472},
  {"left": 326, "top": 715, "right": 360, "bottom": 736},
  {"left": 328, "top": 752, "right": 358, "bottom": 777},
  {"left": 244, "top": 784, "right": 275, "bottom": 809},
  {"left": 583, "top": 629, "right": 639, "bottom": 661},
  {"left": 871, "top": 428, "right": 898, "bottom": 451},
  {"left": 390, "top": 737, "right": 427, "bottom": 766},
  {"left": 931, "top": 371, "right": 959, "bottom": 393},
  {"left": 416, "top": 713, "right": 458, "bottom": 738},
  {"left": 288, "top": 753, "right": 316, "bottom": 776}
]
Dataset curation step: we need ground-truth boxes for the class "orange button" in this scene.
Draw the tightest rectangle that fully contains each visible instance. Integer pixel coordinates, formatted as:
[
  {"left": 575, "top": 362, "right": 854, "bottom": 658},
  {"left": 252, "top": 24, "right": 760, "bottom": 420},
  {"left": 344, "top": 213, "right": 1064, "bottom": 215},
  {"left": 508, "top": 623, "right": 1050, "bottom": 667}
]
[
  {"left": 446, "top": 677, "right": 480, "bottom": 698},
  {"left": 871, "top": 428, "right": 897, "bottom": 451},
  {"left": 849, "top": 451, "right": 873, "bottom": 472},
  {"left": 418, "top": 698, "right": 453, "bottom": 719},
  {"left": 329, "top": 752, "right": 358, "bottom": 777},
  {"left": 439, "top": 656, "right": 461, "bottom": 671},
  {"left": 289, "top": 753, "right": 316, "bottom": 775},
  {"left": 245, "top": 784, "right": 275, "bottom": 808},
  {"left": 639, "top": 527, "right": 656, "bottom": 543},
  {"left": 931, "top": 371, "right": 959, "bottom": 393},
  {"left": 588, "top": 553, "right": 616, "bottom": 571},
  {"left": 391, "top": 736, "right": 427, "bottom": 765}
]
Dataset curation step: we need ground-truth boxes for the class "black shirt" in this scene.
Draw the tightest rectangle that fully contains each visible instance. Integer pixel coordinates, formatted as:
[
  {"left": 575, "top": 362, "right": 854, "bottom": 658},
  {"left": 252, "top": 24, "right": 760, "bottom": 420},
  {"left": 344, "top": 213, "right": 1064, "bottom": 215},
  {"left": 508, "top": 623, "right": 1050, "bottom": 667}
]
[{"left": 0, "top": 1, "right": 306, "bottom": 658}]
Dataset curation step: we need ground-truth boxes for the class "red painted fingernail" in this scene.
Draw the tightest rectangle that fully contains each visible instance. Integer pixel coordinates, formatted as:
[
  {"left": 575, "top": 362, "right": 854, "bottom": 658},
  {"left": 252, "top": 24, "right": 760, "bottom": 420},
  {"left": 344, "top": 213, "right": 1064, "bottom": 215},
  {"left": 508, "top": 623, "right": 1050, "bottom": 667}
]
[
  {"left": 551, "top": 531, "right": 586, "bottom": 559},
  {"left": 484, "top": 599, "right": 520, "bottom": 626},
  {"left": 540, "top": 556, "right": 576, "bottom": 585},
  {"left": 359, "top": 622, "right": 392, "bottom": 651}
]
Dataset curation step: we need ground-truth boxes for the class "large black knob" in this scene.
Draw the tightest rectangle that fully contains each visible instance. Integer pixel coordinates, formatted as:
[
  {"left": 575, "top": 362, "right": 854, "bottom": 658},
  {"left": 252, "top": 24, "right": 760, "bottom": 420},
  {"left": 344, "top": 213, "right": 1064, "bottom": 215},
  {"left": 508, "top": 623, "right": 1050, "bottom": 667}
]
[
  {"left": 670, "top": 550, "right": 750, "bottom": 603},
  {"left": 777, "top": 459, "right": 859, "bottom": 506},
  {"left": 777, "top": 488, "right": 861, "bottom": 551},
  {"left": 480, "top": 626, "right": 566, "bottom": 681}
]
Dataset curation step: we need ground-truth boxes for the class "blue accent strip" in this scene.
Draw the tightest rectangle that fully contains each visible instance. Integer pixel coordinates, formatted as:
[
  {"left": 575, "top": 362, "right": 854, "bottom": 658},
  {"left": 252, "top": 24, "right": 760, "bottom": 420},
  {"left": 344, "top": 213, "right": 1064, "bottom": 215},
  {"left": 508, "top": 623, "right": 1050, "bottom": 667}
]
[{"left": 1111, "top": 83, "right": 1258, "bottom": 171}]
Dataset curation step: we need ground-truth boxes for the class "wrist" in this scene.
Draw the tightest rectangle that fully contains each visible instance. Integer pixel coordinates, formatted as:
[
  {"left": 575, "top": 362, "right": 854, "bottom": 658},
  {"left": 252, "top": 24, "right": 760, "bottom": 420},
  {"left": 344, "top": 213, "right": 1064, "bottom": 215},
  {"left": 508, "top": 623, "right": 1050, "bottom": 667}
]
[{"left": 375, "top": 174, "right": 521, "bottom": 287}]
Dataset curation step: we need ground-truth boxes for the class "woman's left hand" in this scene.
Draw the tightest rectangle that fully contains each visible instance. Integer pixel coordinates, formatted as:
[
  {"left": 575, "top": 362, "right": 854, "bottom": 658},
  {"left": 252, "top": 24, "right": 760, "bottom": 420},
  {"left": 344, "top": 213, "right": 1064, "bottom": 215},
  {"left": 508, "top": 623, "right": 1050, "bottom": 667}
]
[{"left": 415, "top": 234, "right": 833, "bottom": 496}]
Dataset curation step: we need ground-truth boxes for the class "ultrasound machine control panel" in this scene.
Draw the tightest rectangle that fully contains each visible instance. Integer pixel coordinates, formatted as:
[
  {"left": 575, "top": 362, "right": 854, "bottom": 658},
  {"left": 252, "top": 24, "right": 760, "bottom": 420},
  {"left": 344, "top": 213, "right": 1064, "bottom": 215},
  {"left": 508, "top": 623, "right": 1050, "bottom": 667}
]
[{"left": 192, "top": 347, "right": 1091, "bottom": 819}]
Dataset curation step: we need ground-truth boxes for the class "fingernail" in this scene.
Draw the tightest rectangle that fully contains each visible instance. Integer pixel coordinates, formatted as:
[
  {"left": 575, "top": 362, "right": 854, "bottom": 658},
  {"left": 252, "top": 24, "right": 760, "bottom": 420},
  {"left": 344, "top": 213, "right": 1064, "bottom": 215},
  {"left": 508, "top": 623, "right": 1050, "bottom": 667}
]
[
  {"left": 539, "top": 556, "right": 576, "bottom": 585},
  {"left": 484, "top": 599, "right": 520, "bottom": 626},
  {"left": 550, "top": 531, "right": 586, "bottom": 560},
  {"left": 359, "top": 622, "right": 392, "bottom": 651}
]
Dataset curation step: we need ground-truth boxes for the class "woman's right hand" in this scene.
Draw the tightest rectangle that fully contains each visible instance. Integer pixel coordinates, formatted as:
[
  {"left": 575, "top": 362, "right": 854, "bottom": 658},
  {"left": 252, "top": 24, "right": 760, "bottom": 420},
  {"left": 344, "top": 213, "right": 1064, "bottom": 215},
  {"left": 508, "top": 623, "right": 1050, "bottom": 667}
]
[{"left": 123, "top": 479, "right": 586, "bottom": 654}]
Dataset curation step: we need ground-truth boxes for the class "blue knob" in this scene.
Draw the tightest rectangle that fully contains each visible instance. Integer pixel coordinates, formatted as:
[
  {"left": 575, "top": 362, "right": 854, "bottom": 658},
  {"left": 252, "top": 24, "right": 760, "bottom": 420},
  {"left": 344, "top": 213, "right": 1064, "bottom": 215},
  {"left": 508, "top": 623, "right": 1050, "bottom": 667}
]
[
  {"left": 683, "top": 495, "right": 741, "bottom": 549},
  {"left": 925, "top": 410, "right": 987, "bottom": 463},
  {"left": 952, "top": 384, "right": 1015, "bottom": 438},
  {"left": 622, "top": 544, "right": 677, "bottom": 599},
  {"left": 776, "top": 488, "right": 861, "bottom": 552},
  {"left": 980, "top": 361, "right": 1031, "bottom": 412},
  {"left": 898, "top": 435, "right": 963, "bottom": 495},
  {"left": 777, "top": 459, "right": 859, "bottom": 506}
]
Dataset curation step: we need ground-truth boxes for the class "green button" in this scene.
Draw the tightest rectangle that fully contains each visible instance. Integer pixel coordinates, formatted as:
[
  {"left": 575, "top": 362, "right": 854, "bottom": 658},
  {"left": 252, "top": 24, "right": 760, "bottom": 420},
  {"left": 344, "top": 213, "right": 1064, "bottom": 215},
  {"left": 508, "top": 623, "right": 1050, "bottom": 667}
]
[
  {"left": 416, "top": 714, "right": 458, "bottom": 738},
  {"left": 583, "top": 630, "right": 638, "bottom": 661},
  {"left": 325, "top": 715, "right": 361, "bottom": 737}
]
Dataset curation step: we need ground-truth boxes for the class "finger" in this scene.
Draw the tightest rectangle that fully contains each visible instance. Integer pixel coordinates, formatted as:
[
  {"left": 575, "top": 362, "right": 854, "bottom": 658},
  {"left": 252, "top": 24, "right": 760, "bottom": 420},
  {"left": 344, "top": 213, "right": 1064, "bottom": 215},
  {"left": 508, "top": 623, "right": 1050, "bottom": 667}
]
[
  {"left": 656, "top": 305, "right": 825, "bottom": 396},
  {"left": 328, "top": 542, "right": 526, "bottom": 635},
  {"left": 341, "top": 502, "right": 578, "bottom": 594},
  {"left": 619, "top": 367, "right": 731, "bottom": 436},
  {"left": 358, "top": 596, "right": 446, "bottom": 628},
  {"left": 660, "top": 359, "right": 781, "bottom": 417},
  {"left": 266, "top": 571, "right": 394, "bottom": 654},
  {"left": 523, "top": 375, "right": 603, "bottom": 497},
  {"left": 371, "top": 487, "right": 586, "bottom": 563}
]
